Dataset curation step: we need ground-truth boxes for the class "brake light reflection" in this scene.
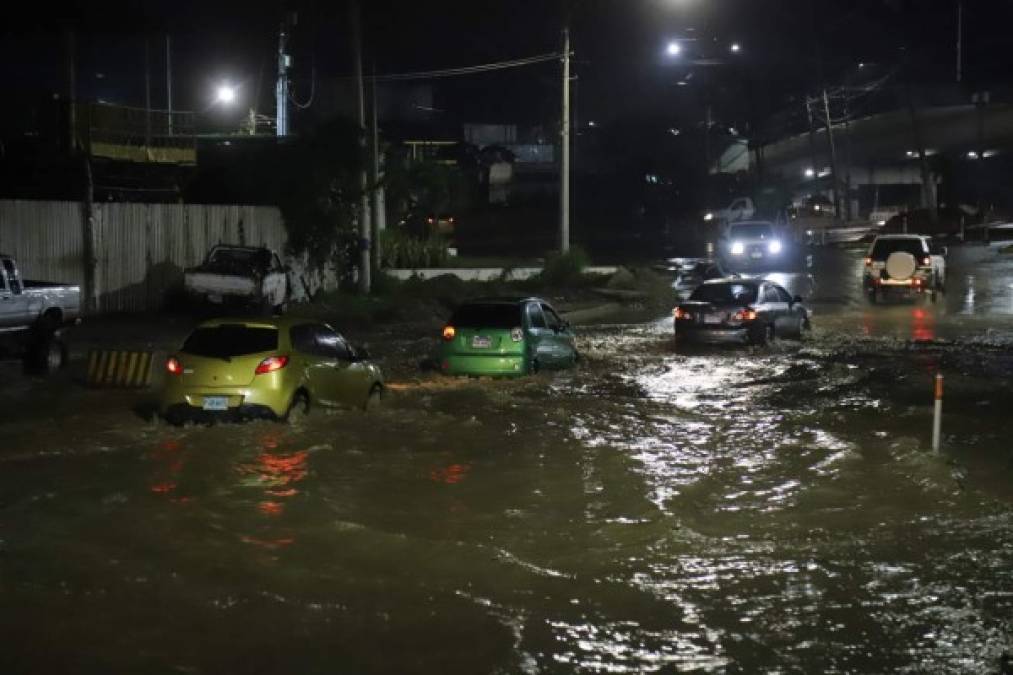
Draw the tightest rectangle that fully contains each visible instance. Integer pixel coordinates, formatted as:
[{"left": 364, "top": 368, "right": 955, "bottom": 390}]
[{"left": 166, "top": 357, "right": 183, "bottom": 375}]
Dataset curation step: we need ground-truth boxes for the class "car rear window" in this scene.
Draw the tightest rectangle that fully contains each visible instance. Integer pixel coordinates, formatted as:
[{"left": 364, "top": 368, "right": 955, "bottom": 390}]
[
  {"left": 728, "top": 223, "right": 774, "bottom": 240},
  {"left": 690, "top": 283, "right": 758, "bottom": 304},
  {"left": 870, "top": 238, "right": 926, "bottom": 260},
  {"left": 450, "top": 303, "right": 522, "bottom": 328},
  {"left": 182, "top": 324, "right": 278, "bottom": 358}
]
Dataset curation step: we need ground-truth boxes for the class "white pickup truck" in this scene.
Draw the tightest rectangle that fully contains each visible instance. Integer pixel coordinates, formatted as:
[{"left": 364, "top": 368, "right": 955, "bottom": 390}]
[
  {"left": 0, "top": 254, "right": 81, "bottom": 373},
  {"left": 184, "top": 245, "right": 289, "bottom": 314}
]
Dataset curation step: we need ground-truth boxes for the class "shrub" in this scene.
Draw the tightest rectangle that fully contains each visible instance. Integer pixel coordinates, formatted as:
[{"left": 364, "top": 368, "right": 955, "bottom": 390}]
[
  {"left": 380, "top": 228, "right": 450, "bottom": 269},
  {"left": 539, "top": 246, "right": 591, "bottom": 287}
]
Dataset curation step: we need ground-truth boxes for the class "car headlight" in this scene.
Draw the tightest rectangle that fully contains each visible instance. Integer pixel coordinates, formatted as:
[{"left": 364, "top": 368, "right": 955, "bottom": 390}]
[
  {"left": 768, "top": 240, "right": 782, "bottom": 254},
  {"left": 730, "top": 242, "right": 744, "bottom": 255},
  {"left": 703, "top": 212, "right": 714, "bottom": 221}
]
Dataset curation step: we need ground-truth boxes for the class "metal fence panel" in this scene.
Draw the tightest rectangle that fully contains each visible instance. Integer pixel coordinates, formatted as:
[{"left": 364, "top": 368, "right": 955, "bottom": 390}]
[{"left": 0, "top": 199, "right": 287, "bottom": 313}]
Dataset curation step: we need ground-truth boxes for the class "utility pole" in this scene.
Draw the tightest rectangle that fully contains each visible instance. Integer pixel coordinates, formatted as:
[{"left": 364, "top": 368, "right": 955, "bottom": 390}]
[
  {"left": 64, "top": 28, "right": 77, "bottom": 153},
  {"left": 144, "top": 37, "right": 152, "bottom": 147},
  {"left": 560, "top": 26, "right": 571, "bottom": 254},
  {"left": 351, "top": 0, "right": 371, "bottom": 293},
  {"left": 956, "top": 0, "right": 963, "bottom": 83},
  {"left": 371, "top": 64, "right": 386, "bottom": 273},
  {"left": 821, "top": 89, "right": 840, "bottom": 220},
  {"left": 276, "top": 18, "right": 291, "bottom": 136},
  {"left": 166, "top": 34, "right": 173, "bottom": 135},
  {"left": 805, "top": 98, "right": 819, "bottom": 185}
]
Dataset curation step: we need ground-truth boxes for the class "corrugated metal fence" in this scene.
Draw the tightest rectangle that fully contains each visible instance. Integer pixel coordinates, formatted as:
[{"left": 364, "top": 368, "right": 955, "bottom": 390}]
[{"left": 0, "top": 199, "right": 287, "bottom": 313}]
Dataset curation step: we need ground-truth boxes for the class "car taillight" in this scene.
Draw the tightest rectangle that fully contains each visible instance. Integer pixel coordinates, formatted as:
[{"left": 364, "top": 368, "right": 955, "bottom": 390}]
[
  {"left": 732, "top": 309, "right": 758, "bottom": 321},
  {"left": 442, "top": 325, "right": 456, "bottom": 341},
  {"left": 255, "top": 355, "right": 289, "bottom": 375},
  {"left": 510, "top": 327, "right": 524, "bottom": 342},
  {"left": 673, "top": 307, "right": 693, "bottom": 320},
  {"left": 166, "top": 357, "right": 182, "bottom": 375},
  {"left": 427, "top": 217, "right": 435, "bottom": 225},
  {"left": 922, "top": 256, "right": 931, "bottom": 266},
  {"left": 864, "top": 257, "right": 872, "bottom": 266}
]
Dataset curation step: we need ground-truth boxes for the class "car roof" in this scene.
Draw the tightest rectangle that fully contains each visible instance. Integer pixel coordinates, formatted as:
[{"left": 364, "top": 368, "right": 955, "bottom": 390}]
[
  {"left": 196, "top": 315, "right": 327, "bottom": 330},
  {"left": 700, "top": 276, "right": 760, "bottom": 287},
  {"left": 727, "top": 220, "right": 776, "bottom": 227},
  {"left": 461, "top": 296, "right": 547, "bottom": 305}
]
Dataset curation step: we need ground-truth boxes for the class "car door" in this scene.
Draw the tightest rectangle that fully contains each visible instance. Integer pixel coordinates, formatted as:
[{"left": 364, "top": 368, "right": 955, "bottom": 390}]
[
  {"left": 755, "top": 284, "right": 784, "bottom": 331},
  {"left": 540, "top": 303, "right": 576, "bottom": 368},
  {"left": 0, "top": 259, "right": 30, "bottom": 327},
  {"left": 291, "top": 323, "right": 338, "bottom": 405},
  {"left": 0, "top": 264, "right": 15, "bottom": 327},
  {"left": 262, "top": 253, "right": 287, "bottom": 306},
  {"left": 773, "top": 284, "right": 804, "bottom": 330},
  {"left": 524, "top": 302, "right": 553, "bottom": 368},
  {"left": 315, "top": 325, "right": 370, "bottom": 408}
]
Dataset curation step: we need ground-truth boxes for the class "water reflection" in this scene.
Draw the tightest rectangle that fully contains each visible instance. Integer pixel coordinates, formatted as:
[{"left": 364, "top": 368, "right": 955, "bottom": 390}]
[{"left": 237, "top": 432, "right": 309, "bottom": 518}]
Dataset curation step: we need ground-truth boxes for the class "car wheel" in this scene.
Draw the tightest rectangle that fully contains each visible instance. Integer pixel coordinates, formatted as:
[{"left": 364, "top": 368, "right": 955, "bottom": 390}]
[
  {"left": 285, "top": 391, "right": 310, "bottom": 424},
  {"left": 363, "top": 384, "right": 383, "bottom": 411},
  {"left": 785, "top": 315, "right": 805, "bottom": 340},
  {"left": 749, "top": 323, "right": 768, "bottom": 346},
  {"left": 25, "top": 334, "right": 66, "bottom": 375}
]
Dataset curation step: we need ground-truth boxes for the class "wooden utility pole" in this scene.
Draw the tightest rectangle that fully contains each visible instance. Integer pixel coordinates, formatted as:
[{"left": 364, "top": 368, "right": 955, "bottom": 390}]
[
  {"left": 351, "top": 0, "right": 371, "bottom": 293},
  {"left": 371, "top": 64, "right": 386, "bottom": 273},
  {"left": 559, "top": 26, "right": 571, "bottom": 254},
  {"left": 144, "top": 37, "right": 152, "bottom": 147},
  {"left": 166, "top": 34, "right": 173, "bottom": 135},
  {"left": 821, "top": 89, "right": 840, "bottom": 220}
]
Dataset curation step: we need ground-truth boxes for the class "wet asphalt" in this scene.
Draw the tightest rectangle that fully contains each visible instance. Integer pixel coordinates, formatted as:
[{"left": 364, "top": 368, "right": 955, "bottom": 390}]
[{"left": 1, "top": 244, "right": 1012, "bottom": 674}]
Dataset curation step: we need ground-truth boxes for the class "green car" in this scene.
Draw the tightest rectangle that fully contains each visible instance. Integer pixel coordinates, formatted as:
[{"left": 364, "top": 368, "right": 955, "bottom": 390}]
[
  {"left": 161, "top": 317, "right": 383, "bottom": 424},
  {"left": 438, "top": 297, "right": 579, "bottom": 377}
]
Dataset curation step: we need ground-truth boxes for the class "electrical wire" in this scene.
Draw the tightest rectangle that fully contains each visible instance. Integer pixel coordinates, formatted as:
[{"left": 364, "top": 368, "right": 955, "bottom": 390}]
[
  {"left": 290, "top": 66, "right": 316, "bottom": 109},
  {"left": 345, "top": 52, "right": 562, "bottom": 82}
]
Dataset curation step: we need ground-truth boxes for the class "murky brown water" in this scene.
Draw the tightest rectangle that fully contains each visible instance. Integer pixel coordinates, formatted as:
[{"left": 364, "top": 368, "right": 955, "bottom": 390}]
[{"left": 2, "top": 245, "right": 1013, "bottom": 673}]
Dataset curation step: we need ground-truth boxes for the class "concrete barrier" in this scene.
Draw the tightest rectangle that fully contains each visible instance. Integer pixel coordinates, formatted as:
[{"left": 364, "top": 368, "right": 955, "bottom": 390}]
[
  {"left": 386, "top": 266, "right": 618, "bottom": 282},
  {"left": 86, "top": 350, "right": 155, "bottom": 388}
]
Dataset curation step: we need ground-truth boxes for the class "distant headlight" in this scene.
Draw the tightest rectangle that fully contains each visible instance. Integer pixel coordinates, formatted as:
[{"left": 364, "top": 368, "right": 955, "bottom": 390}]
[
  {"left": 731, "top": 241, "right": 744, "bottom": 255},
  {"left": 768, "top": 240, "right": 782, "bottom": 254},
  {"left": 703, "top": 212, "right": 714, "bottom": 221}
]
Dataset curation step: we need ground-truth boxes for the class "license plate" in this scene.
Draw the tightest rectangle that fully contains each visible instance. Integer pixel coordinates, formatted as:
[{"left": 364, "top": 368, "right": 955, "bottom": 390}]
[
  {"left": 750, "top": 251, "right": 763, "bottom": 259},
  {"left": 471, "top": 336, "right": 492, "bottom": 348},
  {"left": 703, "top": 313, "right": 723, "bottom": 325},
  {"left": 202, "top": 396, "right": 229, "bottom": 411}
]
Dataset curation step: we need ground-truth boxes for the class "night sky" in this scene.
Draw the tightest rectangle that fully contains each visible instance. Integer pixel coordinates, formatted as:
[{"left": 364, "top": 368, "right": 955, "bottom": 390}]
[{"left": 3, "top": 1, "right": 1012, "bottom": 135}]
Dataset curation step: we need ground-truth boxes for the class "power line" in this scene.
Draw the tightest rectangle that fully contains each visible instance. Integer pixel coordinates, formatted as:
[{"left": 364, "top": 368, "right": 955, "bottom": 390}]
[{"left": 336, "top": 53, "right": 561, "bottom": 83}]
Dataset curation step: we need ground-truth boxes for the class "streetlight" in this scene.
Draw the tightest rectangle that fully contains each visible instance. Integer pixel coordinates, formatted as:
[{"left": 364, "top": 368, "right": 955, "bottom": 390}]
[
  {"left": 666, "top": 41, "right": 682, "bottom": 56},
  {"left": 215, "top": 83, "right": 238, "bottom": 105},
  {"left": 729, "top": 42, "right": 741, "bottom": 54}
]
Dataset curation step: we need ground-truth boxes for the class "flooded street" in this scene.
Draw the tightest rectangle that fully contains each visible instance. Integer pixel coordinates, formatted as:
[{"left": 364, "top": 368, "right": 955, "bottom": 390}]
[{"left": 2, "top": 245, "right": 1013, "bottom": 673}]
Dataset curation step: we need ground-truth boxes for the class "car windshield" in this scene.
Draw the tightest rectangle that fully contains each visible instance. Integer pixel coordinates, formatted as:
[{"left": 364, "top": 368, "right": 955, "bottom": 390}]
[
  {"left": 450, "top": 303, "right": 522, "bottom": 328},
  {"left": 182, "top": 324, "right": 278, "bottom": 358},
  {"left": 690, "top": 283, "right": 758, "bottom": 304},
  {"left": 208, "top": 248, "right": 270, "bottom": 269},
  {"left": 870, "top": 239, "right": 926, "bottom": 260},
  {"left": 728, "top": 223, "right": 774, "bottom": 240}
]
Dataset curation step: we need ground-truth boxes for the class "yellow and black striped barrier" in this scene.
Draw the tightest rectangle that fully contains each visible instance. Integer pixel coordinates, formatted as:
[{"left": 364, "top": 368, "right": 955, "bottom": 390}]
[{"left": 86, "top": 350, "right": 155, "bottom": 389}]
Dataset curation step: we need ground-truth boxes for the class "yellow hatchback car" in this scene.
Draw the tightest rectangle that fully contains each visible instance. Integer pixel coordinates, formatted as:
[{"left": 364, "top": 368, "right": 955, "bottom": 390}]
[{"left": 160, "top": 317, "right": 383, "bottom": 424}]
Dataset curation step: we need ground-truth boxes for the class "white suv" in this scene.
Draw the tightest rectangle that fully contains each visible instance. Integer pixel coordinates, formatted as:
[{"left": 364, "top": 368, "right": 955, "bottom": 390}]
[{"left": 863, "top": 234, "right": 946, "bottom": 302}]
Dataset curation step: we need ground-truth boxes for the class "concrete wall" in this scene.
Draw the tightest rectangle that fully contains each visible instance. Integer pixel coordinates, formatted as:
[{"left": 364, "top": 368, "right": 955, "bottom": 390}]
[{"left": 0, "top": 199, "right": 297, "bottom": 313}]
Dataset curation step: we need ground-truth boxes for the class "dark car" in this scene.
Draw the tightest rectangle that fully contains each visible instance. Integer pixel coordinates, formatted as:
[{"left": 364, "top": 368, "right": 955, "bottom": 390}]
[{"left": 673, "top": 278, "right": 809, "bottom": 345}]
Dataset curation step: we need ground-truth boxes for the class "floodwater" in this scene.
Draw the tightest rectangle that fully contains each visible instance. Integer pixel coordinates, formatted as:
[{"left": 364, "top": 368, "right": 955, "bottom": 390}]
[{"left": 2, "top": 245, "right": 1013, "bottom": 673}]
